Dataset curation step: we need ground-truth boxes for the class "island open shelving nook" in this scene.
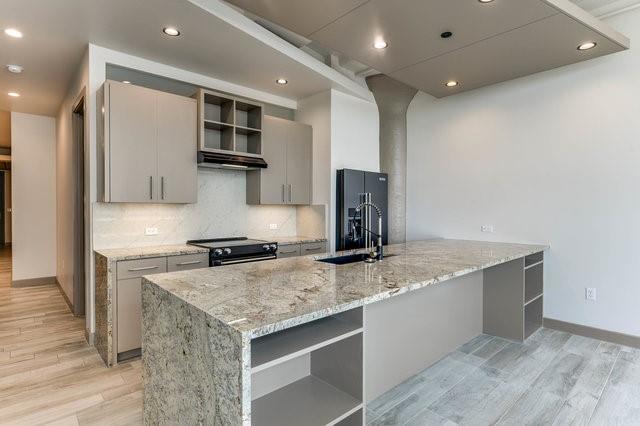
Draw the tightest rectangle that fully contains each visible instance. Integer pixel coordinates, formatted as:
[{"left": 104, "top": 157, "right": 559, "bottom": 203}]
[{"left": 141, "top": 239, "right": 547, "bottom": 425}]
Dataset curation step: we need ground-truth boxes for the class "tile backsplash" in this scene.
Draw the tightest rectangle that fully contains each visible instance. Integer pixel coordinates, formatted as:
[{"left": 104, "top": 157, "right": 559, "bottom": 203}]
[{"left": 93, "top": 168, "right": 299, "bottom": 249}]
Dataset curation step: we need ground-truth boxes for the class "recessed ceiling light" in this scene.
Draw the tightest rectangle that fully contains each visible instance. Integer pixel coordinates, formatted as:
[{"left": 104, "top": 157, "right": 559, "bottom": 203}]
[
  {"left": 577, "top": 41, "right": 597, "bottom": 51},
  {"left": 276, "top": 78, "right": 288, "bottom": 85},
  {"left": 8, "top": 92, "right": 20, "bottom": 97},
  {"left": 122, "top": 80, "right": 131, "bottom": 84},
  {"left": 163, "top": 27, "right": 180, "bottom": 36},
  {"left": 4, "top": 28, "right": 23, "bottom": 38},
  {"left": 373, "top": 39, "right": 388, "bottom": 49},
  {"left": 445, "top": 81, "right": 459, "bottom": 88},
  {"left": 6, "top": 64, "right": 23, "bottom": 74},
  {"left": 478, "top": 0, "right": 495, "bottom": 3}
]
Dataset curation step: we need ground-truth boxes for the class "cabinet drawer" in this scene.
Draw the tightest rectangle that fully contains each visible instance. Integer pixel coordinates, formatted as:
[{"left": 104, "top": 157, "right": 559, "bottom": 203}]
[
  {"left": 168, "top": 253, "right": 209, "bottom": 272},
  {"left": 277, "top": 244, "right": 301, "bottom": 258},
  {"left": 117, "top": 257, "right": 167, "bottom": 280},
  {"left": 301, "top": 242, "right": 327, "bottom": 255}
]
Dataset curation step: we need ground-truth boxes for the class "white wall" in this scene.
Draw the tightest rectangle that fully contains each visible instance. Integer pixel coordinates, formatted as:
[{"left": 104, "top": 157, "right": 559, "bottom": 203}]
[
  {"left": 11, "top": 112, "right": 57, "bottom": 282},
  {"left": 330, "top": 90, "right": 380, "bottom": 251},
  {"left": 406, "top": 8, "right": 640, "bottom": 337}
]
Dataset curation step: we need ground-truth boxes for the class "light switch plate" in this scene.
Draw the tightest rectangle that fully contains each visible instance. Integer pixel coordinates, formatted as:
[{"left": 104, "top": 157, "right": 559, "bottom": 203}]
[
  {"left": 145, "top": 227, "right": 159, "bottom": 236},
  {"left": 586, "top": 287, "right": 597, "bottom": 301},
  {"left": 269, "top": 223, "right": 278, "bottom": 230},
  {"left": 481, "top": 225, "right": 495, "bottom": 233}
]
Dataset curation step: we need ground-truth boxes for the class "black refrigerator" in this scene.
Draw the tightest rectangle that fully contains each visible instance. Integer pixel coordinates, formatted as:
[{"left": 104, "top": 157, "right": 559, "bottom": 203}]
[{"left": 336, "top": 169, "right": 388, "bottom": 251}]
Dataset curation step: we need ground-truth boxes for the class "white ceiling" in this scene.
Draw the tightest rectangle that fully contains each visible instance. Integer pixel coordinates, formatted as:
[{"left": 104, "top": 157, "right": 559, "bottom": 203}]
[
  {"left": 0, "top": 0, "right": 370, "bottom": 117},
  {"left": 227, "top": 0, "right": 629, "bottom": 98}
]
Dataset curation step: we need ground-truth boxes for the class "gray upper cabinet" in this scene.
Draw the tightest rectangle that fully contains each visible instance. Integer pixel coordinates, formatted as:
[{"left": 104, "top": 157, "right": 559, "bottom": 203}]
[
  {"left": 99, "top": 80, "right": 197, "bottom": 203},
  {"left": 157, "top": 91, "right": 198, "bottom": 203},
  {"left": 247, "top": 116, "right": 312, "bottom": 205}
]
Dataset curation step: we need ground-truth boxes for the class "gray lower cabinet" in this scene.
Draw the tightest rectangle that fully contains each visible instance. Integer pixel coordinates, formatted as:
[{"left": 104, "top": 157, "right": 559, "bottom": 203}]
[
  {"left": 247, "top": 116, "right": 312, "bottom": 205},
  {"left": 115, "top": 253, "right": 207, "bottom": 361},
  {"left": 276, "top": 244, "right": 301, "bottom": 258},
  {"left": 99, "top": 80, "right": 197, "bottom": 203},
  {"left": 277, "top": 241, "right": 326, "bottom": 259}
]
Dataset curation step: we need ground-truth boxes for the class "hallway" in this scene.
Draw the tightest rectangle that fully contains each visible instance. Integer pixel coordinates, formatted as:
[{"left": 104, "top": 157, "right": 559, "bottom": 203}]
[{"left": 0, "top": 248, "right": 142, "bottom": 425}]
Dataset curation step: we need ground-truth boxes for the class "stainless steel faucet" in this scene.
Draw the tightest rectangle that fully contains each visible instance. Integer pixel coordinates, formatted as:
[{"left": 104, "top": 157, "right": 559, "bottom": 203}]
[{"left": 355, "top": 193, "right": 384, "bottom": 262}]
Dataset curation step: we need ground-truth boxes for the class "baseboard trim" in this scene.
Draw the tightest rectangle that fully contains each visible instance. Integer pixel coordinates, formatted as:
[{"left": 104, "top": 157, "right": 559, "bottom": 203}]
[
  {"left": 85, "top": 329, "right": 95, "bottom": 347},
  {"left": 544, "top": 317, "right": 640, "bottom": 349},
  {"left": 55, "top": 277, "right": 75, "bottom": 313},
  {"left": 12, "top": 276, "right": 56, "bottom": 288}
]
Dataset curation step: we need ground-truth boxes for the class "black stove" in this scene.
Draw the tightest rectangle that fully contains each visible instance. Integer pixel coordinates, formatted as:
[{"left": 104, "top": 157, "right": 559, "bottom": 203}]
[{"left": 187, "top": 237, "right": 278, "bottom": 266}]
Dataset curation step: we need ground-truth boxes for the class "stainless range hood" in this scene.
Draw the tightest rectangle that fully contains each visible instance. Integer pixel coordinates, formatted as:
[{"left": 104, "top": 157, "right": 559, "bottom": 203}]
[{"left": 197, "top": 151, "right": 268, "bottom": 170}]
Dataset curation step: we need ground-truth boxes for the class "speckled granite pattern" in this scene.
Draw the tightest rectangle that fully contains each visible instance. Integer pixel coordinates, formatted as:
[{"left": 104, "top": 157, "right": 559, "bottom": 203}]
[
  {"left": 94, "top": 244, "right": 208, "bottom": 261},
  {"left": 252, "top": 235, "right": 328, "bottom": 245},
  {"left": 94, "top": 253, "right": 111, "bottom": 366},
  {"left": 93, "top": 244, "right": 210, "bottom": 367},
  {"left": 142, "top": 282, "right": 250, "bottom": 425},
  {"left": 145, "top": 239, "right": 547, "bottom": 340}
]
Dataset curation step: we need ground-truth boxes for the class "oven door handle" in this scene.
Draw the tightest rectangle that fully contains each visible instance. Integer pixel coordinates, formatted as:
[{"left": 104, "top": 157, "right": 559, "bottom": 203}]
[{"left": 218, "top": 255, "right": 277, "bottom": 266}]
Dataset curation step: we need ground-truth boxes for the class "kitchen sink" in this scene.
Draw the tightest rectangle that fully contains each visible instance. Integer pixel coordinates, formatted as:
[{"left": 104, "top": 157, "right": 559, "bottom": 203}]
[{"left": 316, "top": 253, "right": 395, "bottom": 265}]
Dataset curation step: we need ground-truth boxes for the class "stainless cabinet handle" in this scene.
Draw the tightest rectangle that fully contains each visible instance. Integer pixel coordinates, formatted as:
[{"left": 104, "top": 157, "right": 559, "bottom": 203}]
[
  {"left": 161, "top": 177, "right": 165, "bottom": 200},
  {"left": 304, "top": 247, "right": 322, "bottom": 251},
  {"left": 177, "top": 260, "right": 202, "bottom": 266},
  {"left": 288, "top": 184, "right": 292, "bottom": 203},
  {"left": 279, "top": 250, "right": 298, "bottom": 254},
  {"left": 282, "top": 184, "right": 285, "bottom": 203},
  {"left": 128, "top": 266, "right": 159, "bottom": 272},
  {"left": 149, "top": 176, "right": 153, "bottom": 200}
]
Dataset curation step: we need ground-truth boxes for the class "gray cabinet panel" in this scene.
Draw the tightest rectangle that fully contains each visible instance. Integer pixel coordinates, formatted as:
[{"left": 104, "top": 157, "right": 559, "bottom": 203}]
[
  {"left": 258, "top": 116, "right": 287, "bottom": 204},
  {"left": 247, "top": 116, "right": 312, "bottom": 205},
  {"left": 277, "top": 244, "right": 301, "bottom": 258},
  {"left": 116, "top": 257, "right": 167, "bottom": 280},
  {"left": 286, "top": 123, "right": 312, "bottom": 205},
  {"left": 167, "top": 253, "right": 209, "bottom": 272},
  {"left": 117, "top": 277, "right": 143, "bottom": 354},
  {"left": 300, "top": 242, "right": 327, "bottom": 256},
  {"left": 108, "top": 82, "right": 158, "bottom": 202},
  {"left": 157, "top": 92, "right": 198, "bottom": 203}
]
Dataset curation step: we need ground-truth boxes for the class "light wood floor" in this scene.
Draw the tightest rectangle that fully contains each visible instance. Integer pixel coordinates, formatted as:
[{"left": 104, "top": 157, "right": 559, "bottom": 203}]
[
  {"left": 368, "top": 329, "right": 640, "bottom": 425},
  {"left": 0, "top": 247, "right": 142, "bottom": 425}
]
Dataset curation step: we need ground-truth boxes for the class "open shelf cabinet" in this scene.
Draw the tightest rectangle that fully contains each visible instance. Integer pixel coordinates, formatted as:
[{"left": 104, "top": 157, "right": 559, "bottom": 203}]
[
  {"left": 483, "top": 252, "right": 544, "bottom": 342},
  {"left": 196, "top": 88, "right": 264, "bottom": 159},
  {"left": 251, "top": 308, "right": 364, "bottom": 425}
]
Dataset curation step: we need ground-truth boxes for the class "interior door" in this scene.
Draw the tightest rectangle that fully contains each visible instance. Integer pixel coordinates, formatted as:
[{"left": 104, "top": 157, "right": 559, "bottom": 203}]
[
  {"left": 286, "top": 122, "right": 312, "bottom": 204},
  {"left": 156, "top": 91, "right": 197, "bottom": 203},
  {"left": 260, "top": 116, "right": 287, "bottom": 204},
  {"left": 109, "top": 82, "right": 158, "bottom": 202}
]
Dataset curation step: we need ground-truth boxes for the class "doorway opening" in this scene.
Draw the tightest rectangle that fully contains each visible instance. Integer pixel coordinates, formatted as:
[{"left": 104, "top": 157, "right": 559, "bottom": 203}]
[{"left": 72, "top": 95, "right": 86, "bottom": 316}]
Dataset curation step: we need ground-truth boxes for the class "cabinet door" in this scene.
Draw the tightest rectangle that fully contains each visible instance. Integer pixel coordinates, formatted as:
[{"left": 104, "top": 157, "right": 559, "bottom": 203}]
[
  {"left": 117, "top": 277, "right": 143, "bottom": 354},
  {"left": 157, "top": 92, "right": 198, "bottom": 203},
  {"left": 286, "top": 122, "right": 312, "bottom": 205},
  {"left": 167, "top": 253, "right": 209, "bottom": 272},
  {"left": 260, "top": 116, "right": 287, "bottom": 204},
  {"left": 276, "top": 244, "right": 301, "bottom": 258},
  {"left": 108, "top": 82, "right": 158, "bottom": 202}
]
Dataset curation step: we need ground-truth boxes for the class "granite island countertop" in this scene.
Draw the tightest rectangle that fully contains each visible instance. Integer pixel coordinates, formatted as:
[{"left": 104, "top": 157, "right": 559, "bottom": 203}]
[{"left": 143, "top": 239, "right": 547, "bottom": 339}]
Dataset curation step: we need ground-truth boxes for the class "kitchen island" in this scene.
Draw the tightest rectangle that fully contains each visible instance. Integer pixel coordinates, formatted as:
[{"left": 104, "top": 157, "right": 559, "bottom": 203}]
[{"left": 142, "top": 239, "right": 547, "bottom": 425}]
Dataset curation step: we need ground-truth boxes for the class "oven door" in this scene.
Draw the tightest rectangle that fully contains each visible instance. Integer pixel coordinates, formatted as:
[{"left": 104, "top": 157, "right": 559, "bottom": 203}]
[{"left": 213, "top": 254, "right": 277, "bottom": 266}]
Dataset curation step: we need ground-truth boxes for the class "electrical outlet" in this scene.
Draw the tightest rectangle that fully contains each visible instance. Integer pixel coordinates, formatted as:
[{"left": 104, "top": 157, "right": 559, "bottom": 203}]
[
  {"left": 145, "top": 227, "right": 159, "bottom": 236},
  {"left": 585, "top": 287, "right": 597, "bottom": 301},
  {"left": 481, "top": 225, "right": 495, "bottom": 233},
  {"left": 269, "top": 223, "right": 278, "bottom": 230}
]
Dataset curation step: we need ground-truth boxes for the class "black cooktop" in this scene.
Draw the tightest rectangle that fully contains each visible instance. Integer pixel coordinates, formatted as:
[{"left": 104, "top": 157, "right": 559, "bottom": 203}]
[{"left": 188, "top": 237, "right": 270, "bottom": 249}]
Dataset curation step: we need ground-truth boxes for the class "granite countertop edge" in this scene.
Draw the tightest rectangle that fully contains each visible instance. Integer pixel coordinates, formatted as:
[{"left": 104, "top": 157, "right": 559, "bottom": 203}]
[
  {"left": 94, "top": 244, "right": 209, "bottom": 262},
  {"left": 142, "top": 239, "right": 548, "bottom": 341}
]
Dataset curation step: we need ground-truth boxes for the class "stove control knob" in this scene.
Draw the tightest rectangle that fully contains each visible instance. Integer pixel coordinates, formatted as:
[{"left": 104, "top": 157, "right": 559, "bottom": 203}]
[
  {"left": 269, "top": 244, "right": 277, "bottom": 251},
  {"left": 213, "top": 249, "right": 223, "bottom": 257},
  {"left": 223, "top": 248, "right": 232, "bottom": 255},
  {"left": 262, "top": 244, "right": 270, "bottom": 251}
]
